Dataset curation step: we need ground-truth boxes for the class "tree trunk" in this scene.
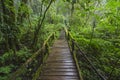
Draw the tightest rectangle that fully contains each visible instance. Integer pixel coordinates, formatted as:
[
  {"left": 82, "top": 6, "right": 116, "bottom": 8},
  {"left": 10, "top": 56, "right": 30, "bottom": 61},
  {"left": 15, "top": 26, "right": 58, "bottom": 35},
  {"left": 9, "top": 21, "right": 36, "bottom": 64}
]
[
  {"left": 0, "top": 1, "right": 2, "bottom": 23},
  {"left": 1, "top": 0, "right": 10, "bottom": 51},
  {"left": 17, "top": 0, "right": 28, "bottom": 23},
  {"left": 1, "top": 0, "right": 17, "bottom": 53},
  {"left": 32, "top": 0, "right": 53, "bottom": 50},
  {"left": 71, "top": 0, "right": 76, "bottom": 16}
]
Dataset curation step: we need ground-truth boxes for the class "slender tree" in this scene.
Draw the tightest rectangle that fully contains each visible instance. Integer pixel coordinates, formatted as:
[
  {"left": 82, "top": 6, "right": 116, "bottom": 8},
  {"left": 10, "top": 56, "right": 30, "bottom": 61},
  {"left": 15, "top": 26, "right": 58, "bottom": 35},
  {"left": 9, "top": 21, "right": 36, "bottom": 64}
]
[
  {"left": 0, "top": 0, "right": 18, "bottom": 54},
  {"left": 32, "top": 0, "right": 53, "bottom": 50}
]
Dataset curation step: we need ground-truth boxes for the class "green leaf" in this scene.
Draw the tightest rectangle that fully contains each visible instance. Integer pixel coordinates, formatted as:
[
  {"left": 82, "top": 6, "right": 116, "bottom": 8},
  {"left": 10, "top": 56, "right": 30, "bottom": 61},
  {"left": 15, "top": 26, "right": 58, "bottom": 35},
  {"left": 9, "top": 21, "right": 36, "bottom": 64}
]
[{"left": 0, "top": 66, "right": 11, "bottom": 74}]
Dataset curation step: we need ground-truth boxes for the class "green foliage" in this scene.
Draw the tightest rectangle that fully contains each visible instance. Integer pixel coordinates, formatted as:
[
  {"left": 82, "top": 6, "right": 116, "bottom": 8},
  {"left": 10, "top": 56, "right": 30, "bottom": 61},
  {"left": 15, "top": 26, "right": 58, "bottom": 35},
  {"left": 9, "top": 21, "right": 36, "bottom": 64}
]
[
  {"left": 68, "top": 0, "right": 120, "bottom": 79},
  {"left": 0, "top": 47, "right": 31, "bottom": 79},
  {"left": 0, "top": 65, "right": 14, "bottom": 80},
  {"left": 0, "top": 66, "right": 11, "bottom": 74},
  {"left": 17, "top": 47, "right": 31, "bottom": 61}
]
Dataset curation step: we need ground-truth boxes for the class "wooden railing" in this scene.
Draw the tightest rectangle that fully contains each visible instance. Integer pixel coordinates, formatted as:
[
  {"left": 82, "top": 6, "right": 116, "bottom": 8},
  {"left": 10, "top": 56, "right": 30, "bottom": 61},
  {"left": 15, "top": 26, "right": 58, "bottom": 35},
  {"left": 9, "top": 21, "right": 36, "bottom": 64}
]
[
  {"left": 64, "top": 27, "right": 107, "bottom": 80},
  {"left": 9, "top": 32, "right": 55, "bottom": 80}
]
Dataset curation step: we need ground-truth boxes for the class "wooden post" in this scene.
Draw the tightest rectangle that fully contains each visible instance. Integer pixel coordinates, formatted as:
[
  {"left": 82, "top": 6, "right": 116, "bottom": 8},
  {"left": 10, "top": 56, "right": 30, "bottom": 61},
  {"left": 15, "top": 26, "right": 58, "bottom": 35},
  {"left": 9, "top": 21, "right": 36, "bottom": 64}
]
[
  {"left": 45, "top": 42, "right": 49, "bottom": 55},
  {"left": 42, "top": 48, "right": 44, "bottom": 64},
  {"left": 72, "top": 40, "right": 74, "bottom": 54},
  {"left": 68, "top": 32, "right": 70, "bottom": 41}
]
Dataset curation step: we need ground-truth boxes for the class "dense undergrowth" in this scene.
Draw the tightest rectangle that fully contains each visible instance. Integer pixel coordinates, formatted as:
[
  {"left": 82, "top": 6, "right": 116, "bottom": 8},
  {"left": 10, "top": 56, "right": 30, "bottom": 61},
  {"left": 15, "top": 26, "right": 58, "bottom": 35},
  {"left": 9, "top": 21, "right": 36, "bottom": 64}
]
[
  {"left": 70, "top": 26, "right": 120, "bottom": 79},
  {"left": 69, "top": 0, "right": 120, "bottom": 79}
]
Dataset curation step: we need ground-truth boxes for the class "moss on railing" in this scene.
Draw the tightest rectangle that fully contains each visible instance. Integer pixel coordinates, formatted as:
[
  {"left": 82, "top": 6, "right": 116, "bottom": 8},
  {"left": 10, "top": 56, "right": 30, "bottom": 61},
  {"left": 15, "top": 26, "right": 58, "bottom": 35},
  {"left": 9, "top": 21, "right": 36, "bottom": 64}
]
[{"left": 64, "top": 27, "right": 83, "bottom": 80}]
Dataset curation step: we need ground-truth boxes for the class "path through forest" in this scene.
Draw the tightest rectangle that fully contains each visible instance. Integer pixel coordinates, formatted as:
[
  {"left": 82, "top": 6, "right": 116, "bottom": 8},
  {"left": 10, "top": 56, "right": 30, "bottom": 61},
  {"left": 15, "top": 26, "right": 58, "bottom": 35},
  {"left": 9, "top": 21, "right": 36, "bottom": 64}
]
[{"left": 38, "top": 30, "right": 79, "bottom": 80}]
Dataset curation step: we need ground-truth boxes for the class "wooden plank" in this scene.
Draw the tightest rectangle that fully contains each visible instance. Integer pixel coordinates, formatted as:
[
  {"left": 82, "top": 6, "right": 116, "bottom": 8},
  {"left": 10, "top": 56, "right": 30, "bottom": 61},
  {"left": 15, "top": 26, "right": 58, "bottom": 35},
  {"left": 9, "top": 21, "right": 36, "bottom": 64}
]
[
  {"left": 48, "top": 56, "right": 72, "bottom": 59},
  {"left": 47, "top": 59, "right": 74, "bottom": 61},
  {"left": 40, "top": 79, "right": 79, "bottom": 80},
  {"left": 48, "top": 55, "right": 72, "bottom": 57},
  {"left": 39, "top": 76, "right": 79, "bottom": 80},
  {"left": 43, "top": 65, "right": 76, "bottom": 69},
  {"left": 44, "top": 62, "right": 75, "bottom": 66},
  {"left": 42, "top": 68, "right": 77, "bottom": 72},
  {"left": 46, "top": 60, "right": 74, "bottom": 63},
  {"left": 52, "top": 49, "right": 70, "bottom": 52},
  {"left": 42, "top": 71, "right": 78, "bottom": 76}
]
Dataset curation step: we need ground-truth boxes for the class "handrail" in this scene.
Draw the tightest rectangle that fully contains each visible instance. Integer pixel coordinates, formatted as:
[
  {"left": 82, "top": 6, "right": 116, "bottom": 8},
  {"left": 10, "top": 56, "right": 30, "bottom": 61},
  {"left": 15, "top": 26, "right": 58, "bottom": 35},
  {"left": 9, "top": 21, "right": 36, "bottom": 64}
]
[
  {"left": 64, "top": 27, "right": 106, "bottom": 80},
  {"left": 9, "top": 32, "right": 55, "bottom": 80},
  {"left": 64, "top": 27, "right": 83, "bottom": 80}
]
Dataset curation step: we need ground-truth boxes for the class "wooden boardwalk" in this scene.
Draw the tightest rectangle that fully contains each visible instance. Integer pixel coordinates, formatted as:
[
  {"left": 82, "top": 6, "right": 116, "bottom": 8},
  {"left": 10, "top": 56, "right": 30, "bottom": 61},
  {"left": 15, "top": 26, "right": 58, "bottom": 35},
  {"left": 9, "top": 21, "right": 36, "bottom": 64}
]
[{"left": 38, "top": 31, "right": 79, "bottom": 80}]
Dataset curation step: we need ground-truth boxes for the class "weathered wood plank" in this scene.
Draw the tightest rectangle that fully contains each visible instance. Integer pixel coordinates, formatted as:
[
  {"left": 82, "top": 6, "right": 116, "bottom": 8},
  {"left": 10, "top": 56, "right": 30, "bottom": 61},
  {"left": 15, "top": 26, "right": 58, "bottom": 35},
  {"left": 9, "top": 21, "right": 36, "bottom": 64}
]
[
  {"left": 39, "top": 76, "right": 79, "bottom": 80},
  {"left": 42, "top": 68, "right": 77, "bottom": 72},
  {"left": 46, "top": 60, "right": 74, "bottom": 63},
  {"left": 42, "top": 71, "right": 78, "bottom": 76},
  {"left": 44, "top": 62, "right": 75, "bottom": 66},
  {"left": 43, "top": 65, "right": 76, "bottom": 69}
]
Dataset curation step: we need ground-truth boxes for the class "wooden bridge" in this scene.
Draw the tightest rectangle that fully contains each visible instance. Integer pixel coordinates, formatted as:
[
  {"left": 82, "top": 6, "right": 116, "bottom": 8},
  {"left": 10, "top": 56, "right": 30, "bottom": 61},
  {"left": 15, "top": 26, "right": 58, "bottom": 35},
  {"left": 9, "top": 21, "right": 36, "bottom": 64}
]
[
  {"left": 9, "top": 28, "right": 106, "bottom": 80},
  {"left": 38, "top": 30, "right": 80, "bottom": 80}
]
